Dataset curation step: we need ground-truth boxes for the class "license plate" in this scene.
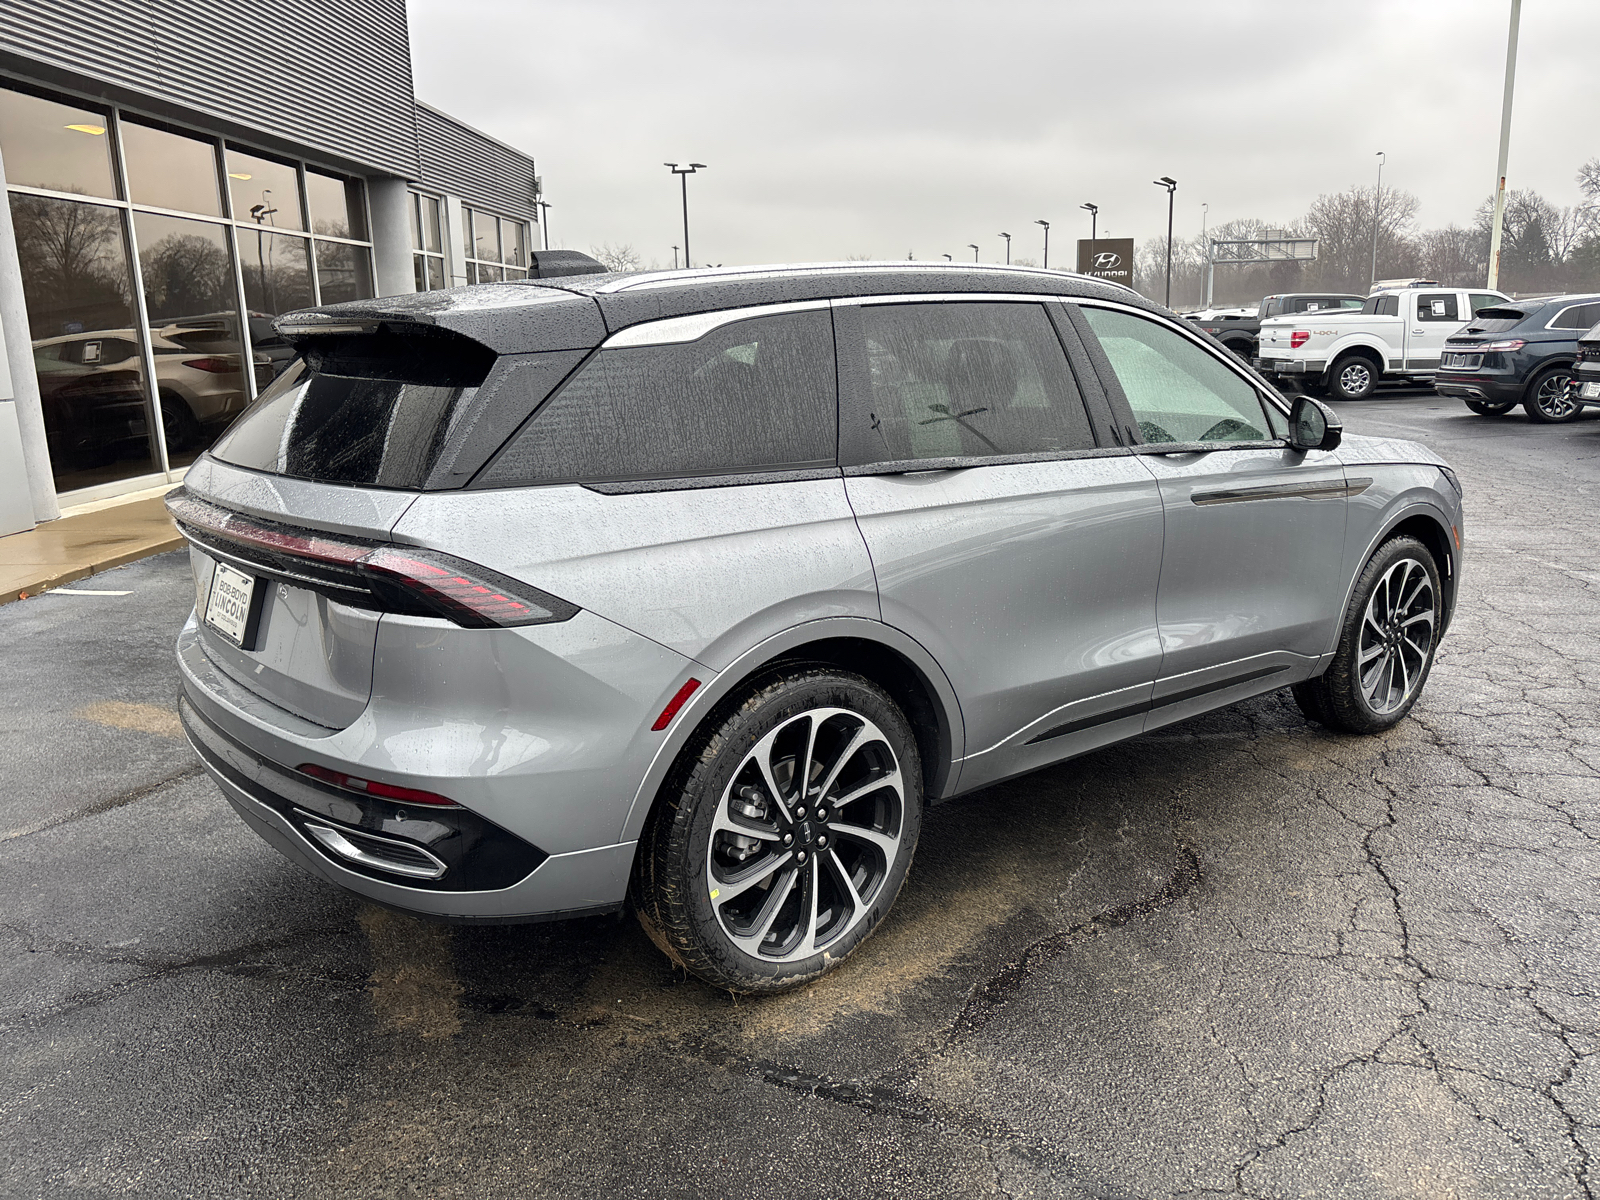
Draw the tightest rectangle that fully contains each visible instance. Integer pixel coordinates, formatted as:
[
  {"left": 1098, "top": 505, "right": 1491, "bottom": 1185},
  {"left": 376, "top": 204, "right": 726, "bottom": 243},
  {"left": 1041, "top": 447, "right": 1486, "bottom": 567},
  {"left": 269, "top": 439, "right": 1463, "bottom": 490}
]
[
  {"left": 205, "top": 561, "right": 259, "bottom": 647},
  {"left": 1582, "top": 381, "right": 1600, "bottom": 399},
  {"left": 1442, "top": 353, "right": 1481, "bottom": 370}
]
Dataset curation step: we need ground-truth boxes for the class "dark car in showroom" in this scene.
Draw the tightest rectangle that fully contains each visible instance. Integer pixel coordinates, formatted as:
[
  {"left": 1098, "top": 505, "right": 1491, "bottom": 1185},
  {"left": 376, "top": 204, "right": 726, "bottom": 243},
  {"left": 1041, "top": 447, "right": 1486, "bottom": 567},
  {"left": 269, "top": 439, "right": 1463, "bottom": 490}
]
[{"left": 1434, "top": 293, "right": 1600, "bottom": 423}]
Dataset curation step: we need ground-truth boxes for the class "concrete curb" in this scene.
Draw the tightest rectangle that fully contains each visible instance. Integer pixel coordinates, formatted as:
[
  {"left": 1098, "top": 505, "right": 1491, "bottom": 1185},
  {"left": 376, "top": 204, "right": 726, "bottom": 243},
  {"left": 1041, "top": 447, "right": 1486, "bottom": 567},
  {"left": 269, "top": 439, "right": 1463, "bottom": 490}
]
[{"left": 1, "top": 534, "right": 186, "bottom": 605}]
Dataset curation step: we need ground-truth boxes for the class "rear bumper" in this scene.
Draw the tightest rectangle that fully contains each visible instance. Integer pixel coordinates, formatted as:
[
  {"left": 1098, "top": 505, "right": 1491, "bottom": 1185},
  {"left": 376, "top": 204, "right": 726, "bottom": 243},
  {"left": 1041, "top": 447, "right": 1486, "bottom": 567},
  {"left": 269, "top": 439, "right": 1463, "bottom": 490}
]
[
  {"left": 1433, "top": 374, "right": 1524, "bottom": 404},
  {"left": 1254, "top": 357, "right": 1326, "bottom": 378}
]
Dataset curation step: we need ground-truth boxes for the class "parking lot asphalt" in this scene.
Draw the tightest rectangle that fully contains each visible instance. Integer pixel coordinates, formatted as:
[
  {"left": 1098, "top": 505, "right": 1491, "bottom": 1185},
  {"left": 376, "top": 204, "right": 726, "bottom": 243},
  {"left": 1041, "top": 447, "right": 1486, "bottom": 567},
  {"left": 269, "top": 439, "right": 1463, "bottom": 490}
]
[{"left": 3, "top": 390, "right": 1598, "bottom": 1200}]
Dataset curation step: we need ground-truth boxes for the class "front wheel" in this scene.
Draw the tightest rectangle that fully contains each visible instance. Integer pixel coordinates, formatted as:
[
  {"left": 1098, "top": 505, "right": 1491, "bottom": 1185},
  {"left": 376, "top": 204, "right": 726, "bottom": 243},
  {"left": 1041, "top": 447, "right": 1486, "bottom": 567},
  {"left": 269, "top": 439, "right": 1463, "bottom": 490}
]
[
  {"left": 1293, "top": 536, "right": 1442, "bottom": 734},
  {"left": 1465, "top": 399, "right": 1517, "bottom": 416},
  {"left": 1523, "top": 368, "right": 1580, "bottom": 423},
  {"left": 1327, "top": 355, "right": 1379, "bottom": 401},
  {"left": 633, "top": 668, "right": 923, "bottom": 993}
]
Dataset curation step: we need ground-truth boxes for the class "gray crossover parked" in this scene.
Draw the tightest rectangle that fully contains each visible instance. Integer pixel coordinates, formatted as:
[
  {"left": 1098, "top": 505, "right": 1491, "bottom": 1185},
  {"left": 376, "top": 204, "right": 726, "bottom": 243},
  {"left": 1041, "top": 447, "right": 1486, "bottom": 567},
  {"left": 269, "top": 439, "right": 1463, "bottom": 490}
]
[{"left": 168, "top": 262, "right": 1464, "bottom": 992}]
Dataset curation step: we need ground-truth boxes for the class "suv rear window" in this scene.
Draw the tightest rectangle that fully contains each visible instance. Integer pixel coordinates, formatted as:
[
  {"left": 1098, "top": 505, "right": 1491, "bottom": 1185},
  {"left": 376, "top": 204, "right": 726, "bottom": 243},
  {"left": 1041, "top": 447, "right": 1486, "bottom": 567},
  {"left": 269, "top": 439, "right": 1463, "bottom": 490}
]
[
  {"left": 478, "top": 308, "right": 837, "bottom": 486},
  {"left": 208, "top": 327, "right": 495, "bottom": 488}
]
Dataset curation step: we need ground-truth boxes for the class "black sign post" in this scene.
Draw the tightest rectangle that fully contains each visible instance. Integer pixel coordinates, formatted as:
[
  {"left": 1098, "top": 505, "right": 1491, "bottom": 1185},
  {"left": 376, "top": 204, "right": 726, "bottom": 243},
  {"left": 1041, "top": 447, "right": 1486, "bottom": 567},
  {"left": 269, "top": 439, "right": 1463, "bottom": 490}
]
[{"left": 1076, "top": 238, "right": 1136, "bottom": 287}]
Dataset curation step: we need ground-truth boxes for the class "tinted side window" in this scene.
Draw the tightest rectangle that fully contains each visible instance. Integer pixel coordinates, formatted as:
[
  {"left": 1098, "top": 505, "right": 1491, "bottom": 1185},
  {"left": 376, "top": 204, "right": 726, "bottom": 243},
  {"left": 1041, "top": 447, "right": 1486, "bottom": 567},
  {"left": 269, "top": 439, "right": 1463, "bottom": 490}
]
[
  {"left": 854, "top": 302, "right": 1093, "bottom": 462},
  {"left": 1080, "top": 306, "right": 1285, "bottom": 445},
  {"left": 480, "top": 309, "right": 835, "bottom": 485},
  {"left": 1551, "top": 303, "right": 1600, "bottom": 330},
  {"left": 1417, "top": 293, "right": 1459, "bottom": 322},
  {"left": 1469, "top": 292, "right": 1505, "bottom": 317}
]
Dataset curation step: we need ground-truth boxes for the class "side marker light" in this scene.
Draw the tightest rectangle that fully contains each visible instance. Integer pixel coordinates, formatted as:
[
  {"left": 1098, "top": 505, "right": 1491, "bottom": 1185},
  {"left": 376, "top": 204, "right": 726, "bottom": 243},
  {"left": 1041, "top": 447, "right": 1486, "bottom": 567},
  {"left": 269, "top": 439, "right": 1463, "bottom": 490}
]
[{"left": 652, "top": 678, "right": 702, "bottom": 731}]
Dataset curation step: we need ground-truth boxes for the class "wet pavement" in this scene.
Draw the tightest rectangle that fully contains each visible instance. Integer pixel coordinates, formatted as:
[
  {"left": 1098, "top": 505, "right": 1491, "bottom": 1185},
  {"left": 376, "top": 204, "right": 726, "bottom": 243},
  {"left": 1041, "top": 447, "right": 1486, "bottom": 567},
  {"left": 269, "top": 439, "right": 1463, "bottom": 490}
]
[{"left": 3, "top": 390, "right": 1598, "bottom": 1199}]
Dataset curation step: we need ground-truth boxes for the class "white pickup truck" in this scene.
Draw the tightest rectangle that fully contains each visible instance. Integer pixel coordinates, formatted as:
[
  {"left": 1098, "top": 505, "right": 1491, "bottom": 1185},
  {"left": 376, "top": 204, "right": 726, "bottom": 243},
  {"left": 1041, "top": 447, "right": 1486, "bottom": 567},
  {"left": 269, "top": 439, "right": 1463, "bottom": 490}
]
[{"left": 1255, "top": 284, "right": 1509, "bottom": 400}]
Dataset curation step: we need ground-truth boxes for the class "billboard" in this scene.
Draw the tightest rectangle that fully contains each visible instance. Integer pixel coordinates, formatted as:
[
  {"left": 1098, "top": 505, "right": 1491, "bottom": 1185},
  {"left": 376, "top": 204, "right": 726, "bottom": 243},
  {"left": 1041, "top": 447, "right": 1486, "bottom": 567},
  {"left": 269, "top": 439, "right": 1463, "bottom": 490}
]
[{"left": 1076, "top": 238, "right": 1136, "bottom": 286}]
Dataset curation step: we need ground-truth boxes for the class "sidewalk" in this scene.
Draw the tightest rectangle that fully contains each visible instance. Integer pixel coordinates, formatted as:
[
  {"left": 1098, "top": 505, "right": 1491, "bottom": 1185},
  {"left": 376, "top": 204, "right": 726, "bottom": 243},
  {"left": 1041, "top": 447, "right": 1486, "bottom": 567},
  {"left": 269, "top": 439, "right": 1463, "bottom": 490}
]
[{"left": 0, "top": 485, "right": 184, "bottom": 605}]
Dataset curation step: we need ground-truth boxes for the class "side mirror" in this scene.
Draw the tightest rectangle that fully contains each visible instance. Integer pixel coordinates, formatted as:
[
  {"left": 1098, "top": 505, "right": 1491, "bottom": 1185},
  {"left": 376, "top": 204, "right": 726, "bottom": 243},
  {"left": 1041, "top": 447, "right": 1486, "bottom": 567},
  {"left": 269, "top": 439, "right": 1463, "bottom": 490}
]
[{"left": 1288, "top": 395, "right": 1342, "bottom": 453}]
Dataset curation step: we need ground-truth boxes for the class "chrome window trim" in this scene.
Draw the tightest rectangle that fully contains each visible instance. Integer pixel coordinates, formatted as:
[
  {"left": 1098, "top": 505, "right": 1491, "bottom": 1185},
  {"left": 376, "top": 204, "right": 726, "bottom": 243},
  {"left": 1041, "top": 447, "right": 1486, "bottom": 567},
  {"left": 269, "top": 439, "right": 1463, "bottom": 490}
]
[
  {"left": 601, "top": 299, "right": 832, "bottom": 348},
  {"left": 841, "top": 446, "right": 1134, "bottom": 477},
  {"left": 831, "top": 291, "right": 1065, "bottom": 308},
  {"left": 1065, "top": 296, "right": 1295, "bottom": 420}
]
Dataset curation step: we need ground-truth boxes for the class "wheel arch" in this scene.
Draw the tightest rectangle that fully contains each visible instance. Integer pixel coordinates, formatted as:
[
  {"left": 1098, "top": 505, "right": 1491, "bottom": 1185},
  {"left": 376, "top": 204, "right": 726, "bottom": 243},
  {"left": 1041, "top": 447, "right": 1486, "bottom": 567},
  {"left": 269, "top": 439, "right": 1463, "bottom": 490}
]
[
  {"left": 1325, "top": 341, "right": 1387, "bottom": 379},
  {"left": 1333, "top": 501, "right": 1460, "bottom": 653},
  {"left": 616, "top": 617, "right": 965, "bottom": 846}
]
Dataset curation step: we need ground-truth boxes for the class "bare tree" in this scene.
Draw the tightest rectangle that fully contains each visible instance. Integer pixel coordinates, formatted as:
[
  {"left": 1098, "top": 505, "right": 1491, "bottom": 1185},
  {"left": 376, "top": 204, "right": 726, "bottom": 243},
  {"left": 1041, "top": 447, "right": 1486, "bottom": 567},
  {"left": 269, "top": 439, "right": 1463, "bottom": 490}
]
[{"left": 589, "top": 243, "right": 645, "bottom": 273}]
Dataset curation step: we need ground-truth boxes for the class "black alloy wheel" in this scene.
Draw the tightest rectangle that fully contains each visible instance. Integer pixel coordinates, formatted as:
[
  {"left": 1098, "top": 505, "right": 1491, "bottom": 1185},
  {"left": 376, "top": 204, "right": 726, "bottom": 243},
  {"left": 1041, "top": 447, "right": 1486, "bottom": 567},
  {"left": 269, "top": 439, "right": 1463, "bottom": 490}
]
[
  {"left": 1327, "top": 355, "right": 1378, "bottom": 401},
  {"left": 1522, "top": 368, "right": 1580, "bottom": 424},
  {"left": 1293, "top": 535, "right": 1441, "bottom": 734},
  {"left": 633, "top": 667, "right": 922, "bottom": 993},
  {"left": 1464, "top": 399, "right": 1517, "bottom": 417},
  {"left": 160, "top": 392, "right": 201, "bottom": 452}
]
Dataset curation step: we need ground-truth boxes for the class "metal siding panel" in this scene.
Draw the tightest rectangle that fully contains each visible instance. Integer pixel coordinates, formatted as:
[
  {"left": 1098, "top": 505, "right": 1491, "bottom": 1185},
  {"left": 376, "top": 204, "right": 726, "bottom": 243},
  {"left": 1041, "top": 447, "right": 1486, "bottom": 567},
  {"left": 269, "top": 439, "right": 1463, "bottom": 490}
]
[
  {"left": 415, "top": 103, "right": 537, "bottom": 220},
  {"left": 0, "top": 0, "right": 418, "bottom": 177}
]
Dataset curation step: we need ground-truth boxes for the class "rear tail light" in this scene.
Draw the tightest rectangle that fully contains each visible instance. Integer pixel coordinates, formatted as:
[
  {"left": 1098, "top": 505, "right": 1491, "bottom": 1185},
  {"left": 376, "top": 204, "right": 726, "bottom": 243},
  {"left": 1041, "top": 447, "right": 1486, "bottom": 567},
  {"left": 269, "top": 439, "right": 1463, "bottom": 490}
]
[
  {"left": 1290, "top": 331, "right": 1311, "bottom": 348},
  {"left": 166, "top": 489, "right": 579, "bottom": 629},
  {"left": 297, "top": 763, "right": 460, "bottom": 807},
  {"left": 182, "top": 357, "right": 238, "bottom": 373},
  {"left": 1482, "top": 339, "right": 1525, "bottom": 352}
]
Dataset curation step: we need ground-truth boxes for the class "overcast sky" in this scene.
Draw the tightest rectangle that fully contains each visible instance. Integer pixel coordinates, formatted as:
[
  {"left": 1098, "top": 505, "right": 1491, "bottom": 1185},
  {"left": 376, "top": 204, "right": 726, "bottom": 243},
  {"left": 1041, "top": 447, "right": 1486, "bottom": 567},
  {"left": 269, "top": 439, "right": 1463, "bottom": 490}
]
[{"left": 407, "top": 0, "right": 1599, "bottom": 268}]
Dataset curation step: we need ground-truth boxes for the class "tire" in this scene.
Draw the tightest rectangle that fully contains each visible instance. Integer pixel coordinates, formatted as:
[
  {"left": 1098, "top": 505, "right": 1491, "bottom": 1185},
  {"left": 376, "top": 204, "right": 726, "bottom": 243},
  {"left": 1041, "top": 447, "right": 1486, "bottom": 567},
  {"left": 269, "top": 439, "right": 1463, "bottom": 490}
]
[
  {"left": 1522, "top": 367, "right": 1580, "bottom": 424},
  {"left": 1292, "top": 536, "right": 1442, "bottom": 734},
  {"left": 1465, "top": 399, "right": 1517, "bottom": 416},
  {"left": 632, "top": 667, "right": 923, "bottom": 993},
  {"left": 160, "top": 392, "right": 201, "bottom": 452},
  {"left": 1326, "top": 354, "right": 1379, "bottom": 401},
  {"left": 1221, "top": 340, "right": 1254, "bottom": 363}
]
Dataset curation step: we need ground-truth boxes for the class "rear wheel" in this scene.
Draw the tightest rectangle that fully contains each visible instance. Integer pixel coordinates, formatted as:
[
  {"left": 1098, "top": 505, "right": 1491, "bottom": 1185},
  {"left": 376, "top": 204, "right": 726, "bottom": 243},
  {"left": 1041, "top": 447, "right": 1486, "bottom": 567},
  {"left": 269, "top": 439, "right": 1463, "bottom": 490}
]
[
  {"left": 1293, "top": 536, "right": 1441, "bottom": 734},
  {"left": 1465, "top": 399, "right": 1517, "bottom": 416},
  {"left": 160, "top": 392, "right": 201, "bottom": 452},
  {"left": 1522, "top": 367, "right": 1580, "bottom": 423},
  {"left": 1221, "top": 339, "right": 1254, "bottom": 362},
  {"left": 1327, "top": 354, "right": 1379, "bottom": 401},
  {"left": 633, "top": 668, "right": 922, "bottom": 993}
]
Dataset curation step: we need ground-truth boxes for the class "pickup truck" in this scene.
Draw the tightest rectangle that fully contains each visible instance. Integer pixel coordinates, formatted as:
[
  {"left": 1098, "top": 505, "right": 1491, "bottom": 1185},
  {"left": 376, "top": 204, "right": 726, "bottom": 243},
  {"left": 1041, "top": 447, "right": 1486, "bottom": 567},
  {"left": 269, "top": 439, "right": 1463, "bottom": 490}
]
[
  {"left": 1193, "top": 292, "right": 1364, "bottom": 360},
  {"left": 1255, "top": 285, "right": 1510, "bottom": 399}
]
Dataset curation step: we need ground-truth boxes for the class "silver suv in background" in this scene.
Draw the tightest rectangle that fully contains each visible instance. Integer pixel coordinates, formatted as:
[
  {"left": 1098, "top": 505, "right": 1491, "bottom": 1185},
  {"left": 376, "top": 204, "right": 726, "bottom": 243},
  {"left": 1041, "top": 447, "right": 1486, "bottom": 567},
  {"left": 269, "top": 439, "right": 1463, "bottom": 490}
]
[{"left": 168, "top": 263, "right": 1465, "bottom": 992}]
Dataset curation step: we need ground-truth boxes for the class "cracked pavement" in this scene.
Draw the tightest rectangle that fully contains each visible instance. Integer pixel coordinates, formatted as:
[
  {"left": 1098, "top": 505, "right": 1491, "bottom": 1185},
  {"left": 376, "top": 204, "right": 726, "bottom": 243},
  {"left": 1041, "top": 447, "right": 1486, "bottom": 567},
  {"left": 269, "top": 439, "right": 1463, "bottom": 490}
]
[{"left": 2, "top": 391, "right": 1598, "bottom": 1199}]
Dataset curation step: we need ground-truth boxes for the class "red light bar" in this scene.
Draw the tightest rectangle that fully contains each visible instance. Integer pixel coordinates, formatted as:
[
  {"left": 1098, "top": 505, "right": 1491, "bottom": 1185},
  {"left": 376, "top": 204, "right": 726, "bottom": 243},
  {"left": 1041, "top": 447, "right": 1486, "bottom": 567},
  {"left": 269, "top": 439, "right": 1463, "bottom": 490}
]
[
  {"left": 361, "top": 547, "right": 557, "bottom": 627},
  {"left": 297, "top": 763, "right": 460, "bottom": 807},
  {"left": 652, "top": 678, "right": 702, "bottom": 731}
]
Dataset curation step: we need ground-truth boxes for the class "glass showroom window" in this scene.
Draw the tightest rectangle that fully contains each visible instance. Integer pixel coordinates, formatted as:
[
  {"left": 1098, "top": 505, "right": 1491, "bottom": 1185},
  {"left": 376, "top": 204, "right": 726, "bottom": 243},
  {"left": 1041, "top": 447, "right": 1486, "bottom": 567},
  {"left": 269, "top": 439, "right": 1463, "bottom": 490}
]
[
  {"left": 411, "top": 192, "right": 446, "bottom": 290},
  {"left": 462, "top": 205, "right": 530, "bottom": 282},
  {"left": 0, "top": 80, "right": 376, "bottom": 495}
]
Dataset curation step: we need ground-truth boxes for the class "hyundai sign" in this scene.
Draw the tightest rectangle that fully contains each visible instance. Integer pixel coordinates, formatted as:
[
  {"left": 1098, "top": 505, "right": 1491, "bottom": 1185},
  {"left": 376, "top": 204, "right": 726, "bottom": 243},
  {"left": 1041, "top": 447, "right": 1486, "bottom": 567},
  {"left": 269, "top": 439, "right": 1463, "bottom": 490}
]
[{"left": 1076, "top": 238, "right": 1135, "bottom": 286}]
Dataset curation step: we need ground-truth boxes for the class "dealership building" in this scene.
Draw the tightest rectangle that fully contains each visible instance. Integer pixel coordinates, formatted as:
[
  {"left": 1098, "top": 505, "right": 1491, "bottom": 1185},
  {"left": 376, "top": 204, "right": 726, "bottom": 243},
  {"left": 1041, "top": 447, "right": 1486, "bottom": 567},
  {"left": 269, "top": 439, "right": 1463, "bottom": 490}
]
[{"left": 0, "top": 0, "right": 542, "bottom": 535}]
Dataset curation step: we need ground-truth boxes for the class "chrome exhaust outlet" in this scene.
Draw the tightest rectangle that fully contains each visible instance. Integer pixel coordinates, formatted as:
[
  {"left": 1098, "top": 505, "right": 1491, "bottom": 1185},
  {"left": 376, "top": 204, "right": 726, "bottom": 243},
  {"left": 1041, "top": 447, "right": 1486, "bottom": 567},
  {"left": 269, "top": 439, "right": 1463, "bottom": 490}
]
[{"left": 301, "top": 816, "right": 449, "bottom": 880}]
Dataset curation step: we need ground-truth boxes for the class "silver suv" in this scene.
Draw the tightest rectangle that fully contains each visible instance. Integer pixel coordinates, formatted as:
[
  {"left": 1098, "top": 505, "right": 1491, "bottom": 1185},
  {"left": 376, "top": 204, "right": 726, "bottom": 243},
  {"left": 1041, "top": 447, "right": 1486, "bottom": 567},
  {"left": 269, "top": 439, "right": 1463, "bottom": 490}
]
[{"left": 168, "top": 263, "right": 1464, "bottom": 992}]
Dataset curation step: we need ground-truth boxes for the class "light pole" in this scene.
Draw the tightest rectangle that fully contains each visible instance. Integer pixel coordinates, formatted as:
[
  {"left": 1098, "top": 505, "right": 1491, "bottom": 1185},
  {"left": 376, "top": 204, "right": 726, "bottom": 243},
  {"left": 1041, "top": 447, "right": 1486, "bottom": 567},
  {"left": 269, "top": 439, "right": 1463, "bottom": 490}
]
[
  {"left": 1035, "top": 219, "right": 1050, "bottom": 268},
  {"left": 968, "top": 243, "right": 980, "bottom": 262},
  {"left": 1486, "top": 0, "right": 1522, "bottom": 290},
  {"left": 664, "top": 162, "right": 706, "bottom": 268},
  {"left": 942, "top": 253, "right": 952, "bottom": 261},
  {"left": 1370, "top": 152, "right": 1385, "bottom": 290},
  {"left": 998, "top": 232, "right": 1011, "bottom": 264},
  {"left": 671, "top": 245, "right": 679, "bottom": 270},
  {"left": 1080, "top": 202, "right": 1098, "bottom": 269},
  {"left": 537, "top": 200, "right": 551, "bottom": 251},
  {"left": 1153, "top": 177, "right": 1177, "bottom": 307},
  {"left": 1200, "top": 202, "right": 1208, "bottom": 308}
]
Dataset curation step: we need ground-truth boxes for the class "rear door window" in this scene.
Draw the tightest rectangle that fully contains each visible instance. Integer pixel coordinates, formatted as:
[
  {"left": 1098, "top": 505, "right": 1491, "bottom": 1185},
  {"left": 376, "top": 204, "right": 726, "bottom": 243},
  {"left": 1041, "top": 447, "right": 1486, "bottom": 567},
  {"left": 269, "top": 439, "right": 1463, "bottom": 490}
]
[
  {"left": 847, "top": 301, "right": 1095, "bottom": 463},
  {"left": 1416, "top": 293, "right": 1459, "bottom": 322},
  {"left": 1550, "top": 302, "right": 1600, "bottom": 330},
  {"left": 478, "top": 308, "right": 836, "bottom": 486},
  {"left": 1078, "top": 306, "right": 1285, "bottom": 445}
]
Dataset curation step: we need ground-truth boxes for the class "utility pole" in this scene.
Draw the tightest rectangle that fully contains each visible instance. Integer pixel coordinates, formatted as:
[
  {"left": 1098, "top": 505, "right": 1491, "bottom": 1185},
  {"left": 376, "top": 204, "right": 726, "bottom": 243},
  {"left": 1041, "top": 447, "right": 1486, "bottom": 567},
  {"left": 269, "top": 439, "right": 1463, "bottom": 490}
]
[
  {"left": 1486, "top": 0, "right": 1522, "bottom": 290},
  {"left": 1153, "top": 177, "right": 1177, "bottom": 307},
  {"left": 664, "top": 162, "right": 706, "bottom": 268},
  {"left": 1035, "top": 219, "right": 1050, "bottom": 268},
  {"left": 1369, "top": 152, "right": 1385, "bottom": 290}
]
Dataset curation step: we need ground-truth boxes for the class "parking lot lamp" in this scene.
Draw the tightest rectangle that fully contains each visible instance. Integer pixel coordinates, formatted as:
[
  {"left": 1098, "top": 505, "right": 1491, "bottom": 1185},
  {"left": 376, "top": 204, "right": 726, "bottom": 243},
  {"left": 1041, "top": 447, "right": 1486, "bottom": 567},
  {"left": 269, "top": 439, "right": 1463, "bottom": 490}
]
[
  {"left": 942, "top": 253, "right": 952, "bottom": 261},
  {"left": 664, "top": 163, "right": 706, "bottom": 268},
  {"left": 968, "top": 243, "right": 980, "bottom": 262},
  {"left": 1081, "top": 202, "right": 1098, "bottom": 265},
  {"left": 1370, "top": 152, "right": 1385, "bottom": 290},
  {"left": 537, "top": 200, "right": 551, "bottom": 251},
  {"left": 1035, "top": 219, "right": 1050, "bottom": 268},
  {"left": 999, "top": 232, "right": 1011, "bottom": 264},
  {"left": 1153, "top": 177, "right": 1177, "bottom": 307}
]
